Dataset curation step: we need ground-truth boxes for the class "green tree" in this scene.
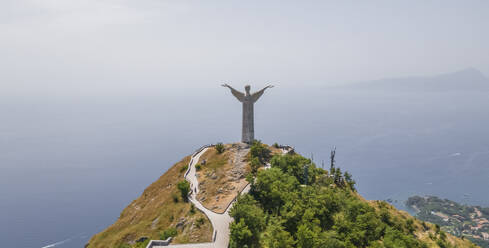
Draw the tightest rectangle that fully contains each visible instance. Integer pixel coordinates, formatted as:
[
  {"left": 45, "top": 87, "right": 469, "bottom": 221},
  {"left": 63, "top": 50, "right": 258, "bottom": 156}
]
[
  {"left": 260, "top": 217, "right": 295, "bottom": 248},
  {"left": 250, "top": 140, "right": 271, "bottom": 163},
  {"left": 316, "top": 231, "right": 346, "bottom": 248},
  {"left": 271, "top": 154, "right": 317, "bottom": 184},
  {"left": 334, "top": 167, "right": 343, "bottom": 186},
  {"left": 296, "top": 224, "right": 318, "bottom": 248},
  {"left": 230, "top": 219, "right": 253, "bottom": 248},
  {"left": 344, "top": 171, "right": 356, "bottom": 191},
  {"left": 250, "top": 157, "right": 261, "bottom": 175},
  {"left": 251, "top": 168, "right": 299, "bottom": 212},
  {"left": 229, "top": 194, "right": 266, "bottom": 246}
]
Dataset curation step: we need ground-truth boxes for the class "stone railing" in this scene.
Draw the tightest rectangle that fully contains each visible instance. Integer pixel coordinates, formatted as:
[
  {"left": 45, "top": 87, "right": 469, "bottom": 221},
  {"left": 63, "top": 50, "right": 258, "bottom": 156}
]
[
  {"left": 223, "top": 183, "right": 250, "bottom": 213},
  {"left": 145, "top": 237, "right": 172, "bottom": 248},
  {"left": 184, "top": 144, "right": 214, "bottom": 178},
  {"left": 193, "top": 144, "right": 214, "bottom": 156}
]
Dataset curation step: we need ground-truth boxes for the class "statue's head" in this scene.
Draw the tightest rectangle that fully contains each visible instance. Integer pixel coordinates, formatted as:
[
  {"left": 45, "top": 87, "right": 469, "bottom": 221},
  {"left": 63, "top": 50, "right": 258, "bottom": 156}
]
[{"left": 245, "top": 85, "right": 251, "bottom": 94}]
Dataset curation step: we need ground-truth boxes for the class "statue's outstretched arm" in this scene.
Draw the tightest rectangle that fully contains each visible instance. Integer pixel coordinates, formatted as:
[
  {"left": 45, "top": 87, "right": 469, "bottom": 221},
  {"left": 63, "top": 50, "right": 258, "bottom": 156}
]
[
  {"left": 251, "top": 85, "right": 274, "bottom": 102},
  {"left": 222, "top": 83, "right": 245, "bottom": 102}
]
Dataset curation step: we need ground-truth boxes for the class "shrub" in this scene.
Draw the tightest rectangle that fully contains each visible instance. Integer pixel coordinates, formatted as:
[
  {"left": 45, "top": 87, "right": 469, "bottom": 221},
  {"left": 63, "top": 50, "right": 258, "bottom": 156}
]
[
  {"left": 421, "top": 221, "right": 429, "bottom": 231},
  {"left": 196, "top": 217, "right": 205, "bottom": 227},
  {"left": 189, "top": 204, "right": 196, "bottom": 214},
  {"left": 436, "top": 239, "right": 448, "bottom": 248},
  {"left": 215, "top": 143, "right": 225, "bottom": 154},
  {"left": 160, "top": 227, "right": 178, "bottom": 240},
  {"left": 380, "top": 209, "right": 392, "bottom": 225},
  {"left": 405, "top": 219, "right": 415, "bottom": 233},
  {"left": 133, "top": 239, "right": 150, "bottom": 248},
  {"left": 273, "top": 142, "right": 280, "bottom": 148},
  {"left": 435, "top": 224, "right": 441, "bottom": 234},
  {"left": 439, "top": 231, "right": 447, "bottom": 241},
  {"left": 195, "top": 164, "right": 202, "bottom": 171},
  {"left": 180, "top": 164, "right": 188, "bottom": 173},
  {"left": 172, "top": 193, "right": 179, "bottom": 203},
  {"left": 177, "top": 180, "right": 190, "bottom": 202}
]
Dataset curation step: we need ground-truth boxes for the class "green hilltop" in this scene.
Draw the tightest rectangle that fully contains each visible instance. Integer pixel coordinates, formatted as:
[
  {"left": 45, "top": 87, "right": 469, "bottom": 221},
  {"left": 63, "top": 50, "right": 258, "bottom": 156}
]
[
  {"left": 228, "top": 142, "right": 477, "bottom": 248},
  {"left": 88, "top": 142, "right": 477, "bottom": 248}
]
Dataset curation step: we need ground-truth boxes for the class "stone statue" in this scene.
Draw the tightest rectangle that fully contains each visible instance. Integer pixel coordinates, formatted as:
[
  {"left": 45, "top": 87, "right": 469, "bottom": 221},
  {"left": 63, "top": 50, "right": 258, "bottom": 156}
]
[{"left": 222, "top": 84, "right": 274, "bottom": 144}]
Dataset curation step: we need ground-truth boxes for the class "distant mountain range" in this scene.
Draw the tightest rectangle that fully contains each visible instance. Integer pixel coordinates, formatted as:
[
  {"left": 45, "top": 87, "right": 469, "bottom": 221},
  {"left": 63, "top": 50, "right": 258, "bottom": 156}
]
[{"left": 339, "top": 68, "right": 489, "bottom": 91}]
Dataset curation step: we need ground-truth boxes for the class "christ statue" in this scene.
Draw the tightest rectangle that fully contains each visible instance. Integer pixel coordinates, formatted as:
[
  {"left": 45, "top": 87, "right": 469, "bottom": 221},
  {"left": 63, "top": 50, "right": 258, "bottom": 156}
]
[{"left": 222, "top": 84, "right": 274, "bottom": 144}]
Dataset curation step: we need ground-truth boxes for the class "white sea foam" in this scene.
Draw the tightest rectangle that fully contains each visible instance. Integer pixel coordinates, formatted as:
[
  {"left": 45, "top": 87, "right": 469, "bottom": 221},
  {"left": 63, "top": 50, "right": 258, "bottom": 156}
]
[{"left": 41, "top": 238, "right": 71, "bottom": 248}]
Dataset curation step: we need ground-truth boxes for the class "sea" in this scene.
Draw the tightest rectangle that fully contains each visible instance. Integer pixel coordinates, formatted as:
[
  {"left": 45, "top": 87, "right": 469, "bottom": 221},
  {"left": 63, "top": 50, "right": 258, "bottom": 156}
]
[{"left": 1, "top": 87, "right": 488, "bottom": 247}]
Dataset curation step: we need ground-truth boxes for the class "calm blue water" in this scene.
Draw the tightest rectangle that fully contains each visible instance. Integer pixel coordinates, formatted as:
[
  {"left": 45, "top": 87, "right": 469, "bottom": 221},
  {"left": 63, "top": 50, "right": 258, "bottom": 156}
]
[{"left": 1, "top": 88, "right": 488, "bottom": 247}]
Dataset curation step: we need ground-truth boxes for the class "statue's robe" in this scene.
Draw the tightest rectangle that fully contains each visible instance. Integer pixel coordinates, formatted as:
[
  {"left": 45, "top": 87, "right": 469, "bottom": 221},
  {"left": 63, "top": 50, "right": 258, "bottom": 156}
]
[{"left": 228, "top": 88, "right": 266, "bottom": 144}]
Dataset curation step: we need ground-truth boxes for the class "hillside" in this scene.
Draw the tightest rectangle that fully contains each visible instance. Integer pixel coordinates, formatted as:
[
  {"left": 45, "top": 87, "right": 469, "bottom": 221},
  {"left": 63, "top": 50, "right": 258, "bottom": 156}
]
[
  {"left": 88, "top": 142, "right": 476, "bottom": 248},
  {"left": 228, "top": 146, "right": 477, "bottom": 248},
  {"left": 406, "top": 195, "right": 489, "bottom": 247},
  {"left": 86, "top": 156, "right": 213, "bottom": 248}
]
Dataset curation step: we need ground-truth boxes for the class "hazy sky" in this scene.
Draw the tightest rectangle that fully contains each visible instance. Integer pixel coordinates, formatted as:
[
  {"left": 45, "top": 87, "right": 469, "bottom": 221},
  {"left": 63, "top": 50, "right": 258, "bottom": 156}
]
[{"left": 1, "top": 0, "right": 488, "bottom": 97}]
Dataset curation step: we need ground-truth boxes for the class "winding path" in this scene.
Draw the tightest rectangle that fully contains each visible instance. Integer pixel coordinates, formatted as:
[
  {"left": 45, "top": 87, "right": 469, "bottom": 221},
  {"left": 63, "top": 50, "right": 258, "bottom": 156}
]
[
  {"left": 149, "top": 147, "right": 234, "bottom": 248},
  {"left": 149, "top": 145, "right": 290, "bottom": 248}
]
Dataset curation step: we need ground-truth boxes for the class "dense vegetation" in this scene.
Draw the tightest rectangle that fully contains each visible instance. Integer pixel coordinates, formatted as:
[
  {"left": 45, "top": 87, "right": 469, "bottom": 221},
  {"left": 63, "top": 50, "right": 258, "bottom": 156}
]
[
  {"left": 407, "top": 195, "right": 489, "bottom": 247},
  {"left": 229, "top": 148, "right": 475, "bottom": 248}
]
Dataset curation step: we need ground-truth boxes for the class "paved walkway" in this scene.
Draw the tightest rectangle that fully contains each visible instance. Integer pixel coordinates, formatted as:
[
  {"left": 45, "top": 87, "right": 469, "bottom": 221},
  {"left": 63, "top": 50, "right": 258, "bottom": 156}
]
[
  {"left": 150, "top": 146, "right": 290, "bottom": 248},
  {"left": 152, "top": 148, "right": 230, "bottom": 248}
]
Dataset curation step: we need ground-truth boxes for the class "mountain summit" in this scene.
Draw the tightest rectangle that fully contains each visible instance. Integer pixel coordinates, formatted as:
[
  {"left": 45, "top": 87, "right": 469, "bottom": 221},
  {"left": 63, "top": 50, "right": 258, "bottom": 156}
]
[
  {"left": 86, "top": 142, "right": 476, "bottom": 248},
  {"left": 342, "top": 68, "right": 489, "bottom": 91}
]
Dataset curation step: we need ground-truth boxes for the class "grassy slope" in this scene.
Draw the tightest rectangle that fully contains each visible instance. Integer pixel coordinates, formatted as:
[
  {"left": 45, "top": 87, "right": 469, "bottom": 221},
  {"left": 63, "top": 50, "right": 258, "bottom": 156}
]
[
  {"left": 87, "top": 156, "right": 212, "bottom": 248},
  {"left": 196, "top": 144, "right": 250, "bottom": 213},
  {"left": 366, "top": 196, "right": 476, "bottom": 247}
]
